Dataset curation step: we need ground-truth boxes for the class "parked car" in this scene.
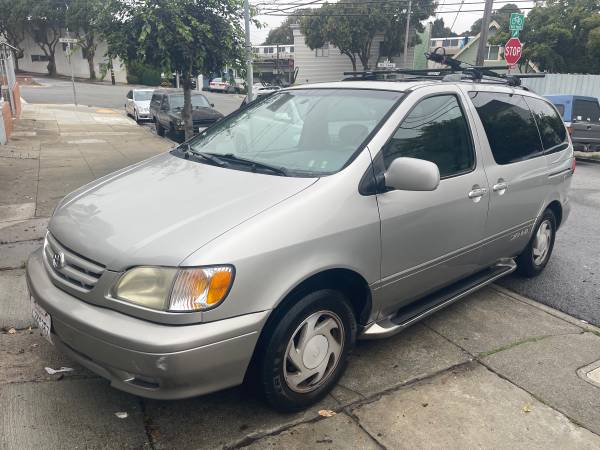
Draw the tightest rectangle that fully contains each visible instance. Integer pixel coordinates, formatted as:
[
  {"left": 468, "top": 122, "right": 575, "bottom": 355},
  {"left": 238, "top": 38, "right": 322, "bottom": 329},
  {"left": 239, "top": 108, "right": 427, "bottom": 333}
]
[
  {"left": 27, "top": 79, "right": 573, "bottom": 412},
  {"left": 240, "top": 84, "right": 281, "bottom": 108},
  {"left": 546, "top": 95, "right": 600, "bottom": 152},
  {"left": 149, "top": 89, "right": 223, "bottom": 139},
  {"left": 209, "top": 77, "right": 242, "bottom": 93},
  {"left": 124, "top": 89, "right": 154, "bottom": 123}
]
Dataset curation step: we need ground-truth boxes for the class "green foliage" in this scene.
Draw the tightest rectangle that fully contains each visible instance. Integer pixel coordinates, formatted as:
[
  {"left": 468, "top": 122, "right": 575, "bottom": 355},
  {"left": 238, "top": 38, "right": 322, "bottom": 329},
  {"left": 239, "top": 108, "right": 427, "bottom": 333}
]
[
  {"left": 300, "top": 0, "right": 435, "bottom": 70},
  {"left": 493, "top": 0, "right": 600, "bottom": 73},
  {"left": 468, "top": 3, "right": 521, "bottom": 36},
  {"left": 126, "top": 60, "right": 162, "bottom": 86},
  {"left": 264, "top": 19, "right": 294, "bottom": 45},
  {"left": 0, "top": 0, "right": 27, "bottom": 69},
  {"left": 431, "top": 18, "right": 457, "bottom": 39},
  {"left": 101, "top": 0, "right": 246, "bottom": 139},
  {"left": 141, "top": 67, "right": 162, "bottom": 86},
  {"left": 26, "top": 0, "right": 68, "bottom": 76},
  {"left": 66, "top": 0, "right": 105, "bottom": 80}
]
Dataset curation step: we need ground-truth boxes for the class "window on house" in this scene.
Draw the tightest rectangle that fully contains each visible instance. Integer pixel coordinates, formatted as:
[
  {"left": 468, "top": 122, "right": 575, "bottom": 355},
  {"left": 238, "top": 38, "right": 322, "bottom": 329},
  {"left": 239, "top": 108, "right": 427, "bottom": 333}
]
[
  {"left": 316, "top": 43, "right": 329, "bottom": 57},
  {"left": 289, "top": 46, "right": 294, "bottom": 53},
  {"left": 31, "top": 54, "right": 49, "bottom": 62}
]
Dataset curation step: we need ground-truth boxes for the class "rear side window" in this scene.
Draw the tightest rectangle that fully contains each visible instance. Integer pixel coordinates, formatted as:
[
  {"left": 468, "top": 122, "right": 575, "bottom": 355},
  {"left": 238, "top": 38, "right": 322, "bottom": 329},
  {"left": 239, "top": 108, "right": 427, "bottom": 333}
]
[
  {"left": 383, "top": 94, "right": 474, "bottom": 178},
  {"left": 469, "top": 92, "right": 542, "bottom": 165},
  {"left": 573, "top": 99, "right": 600, "bottom": 122},
  {"left": 150, "top": 94, "right": 162, "bottom": 108},
  {"left": 524, "top": 97, "right": 568, "bottom": 153}
]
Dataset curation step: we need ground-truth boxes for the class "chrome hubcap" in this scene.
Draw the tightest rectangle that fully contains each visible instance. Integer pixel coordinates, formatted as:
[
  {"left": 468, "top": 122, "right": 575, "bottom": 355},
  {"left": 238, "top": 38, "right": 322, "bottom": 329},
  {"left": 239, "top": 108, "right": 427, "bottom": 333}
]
[
  {"left": 533, "top": 220, "right": 552, "bottom": 265},
  {"left": 283, "top": 310, "right": 344, "bottom": 393}
]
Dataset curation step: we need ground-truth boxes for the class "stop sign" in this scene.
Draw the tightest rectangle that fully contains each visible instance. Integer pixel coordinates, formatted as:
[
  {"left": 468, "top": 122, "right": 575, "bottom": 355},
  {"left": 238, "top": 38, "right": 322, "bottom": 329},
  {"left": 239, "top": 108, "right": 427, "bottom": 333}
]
[{"left": 504, "top": 37, "right": 522, "bottom": 65}]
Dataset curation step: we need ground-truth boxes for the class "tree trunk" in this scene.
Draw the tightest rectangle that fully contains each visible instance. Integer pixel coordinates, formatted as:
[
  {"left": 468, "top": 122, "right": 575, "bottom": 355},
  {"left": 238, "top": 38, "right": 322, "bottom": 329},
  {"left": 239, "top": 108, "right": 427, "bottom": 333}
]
[
  {"left": 182, "top": 71, "right": 194, "bottom": 141},
  {"left": 87, "top": 51, "right": 96, "bottom": 80},
  {"left": 46, "top": 47, "right": 57, "bottom": 77}
]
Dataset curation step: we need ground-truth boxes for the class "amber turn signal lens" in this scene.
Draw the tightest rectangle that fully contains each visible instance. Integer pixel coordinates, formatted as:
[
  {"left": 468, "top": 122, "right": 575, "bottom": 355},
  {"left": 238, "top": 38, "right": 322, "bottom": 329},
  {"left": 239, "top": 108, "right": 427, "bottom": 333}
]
[{"left": 207, "top": 270, "right": 233, "bottom": 305}]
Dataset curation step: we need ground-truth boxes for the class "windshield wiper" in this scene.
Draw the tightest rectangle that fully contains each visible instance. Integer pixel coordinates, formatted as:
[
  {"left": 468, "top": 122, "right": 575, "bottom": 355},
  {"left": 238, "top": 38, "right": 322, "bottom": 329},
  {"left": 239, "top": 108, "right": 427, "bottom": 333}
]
[
  {"left": 179, "top": 143, "right": 226, "bottom": 167},
  {"left": 219, "top": 153, "right": 288, "bottom": 176}
]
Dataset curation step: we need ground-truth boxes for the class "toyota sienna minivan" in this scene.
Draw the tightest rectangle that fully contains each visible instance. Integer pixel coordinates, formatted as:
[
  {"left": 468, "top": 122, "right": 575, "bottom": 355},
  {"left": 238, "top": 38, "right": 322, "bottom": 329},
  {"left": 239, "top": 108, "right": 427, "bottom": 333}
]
[{"left": 27, "top": 79, "right": 573, "bottom": 411}]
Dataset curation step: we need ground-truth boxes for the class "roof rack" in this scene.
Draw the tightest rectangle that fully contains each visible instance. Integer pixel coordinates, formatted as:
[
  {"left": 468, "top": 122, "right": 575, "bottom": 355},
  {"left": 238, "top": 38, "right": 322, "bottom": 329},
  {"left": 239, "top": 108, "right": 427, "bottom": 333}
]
[{"left": 342, "top": 48, "right": 545, "bottom": 87}]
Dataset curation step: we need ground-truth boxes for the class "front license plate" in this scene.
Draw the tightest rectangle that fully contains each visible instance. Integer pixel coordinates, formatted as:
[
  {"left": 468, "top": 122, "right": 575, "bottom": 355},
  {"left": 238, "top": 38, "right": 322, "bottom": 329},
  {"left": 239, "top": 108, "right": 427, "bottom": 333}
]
[{"left": 31, "top": 297, "right": 52, "bottom": 344}]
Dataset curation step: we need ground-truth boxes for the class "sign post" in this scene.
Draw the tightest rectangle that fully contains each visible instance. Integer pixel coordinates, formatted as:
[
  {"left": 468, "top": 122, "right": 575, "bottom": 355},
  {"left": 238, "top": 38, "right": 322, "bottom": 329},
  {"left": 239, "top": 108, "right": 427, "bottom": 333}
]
[{"left": 59, "top": 36, "right": 78, "bottom": 107}]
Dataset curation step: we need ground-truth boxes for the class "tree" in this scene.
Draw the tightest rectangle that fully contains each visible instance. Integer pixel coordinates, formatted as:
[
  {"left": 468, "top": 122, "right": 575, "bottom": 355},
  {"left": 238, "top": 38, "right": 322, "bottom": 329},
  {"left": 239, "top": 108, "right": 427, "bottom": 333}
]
[
  {"left": 431, "top": 18, "right": 457, "bottom": 39},
  {"left": 26, "top": 0, "right": 67, "bottom": 77},
  {"left": 0, "top": 0, "right": 27, "bottom": 70},
  {"left": 300, "top": 0, "right": 435, "bottom": 71},
  {"left": 66, "top": 0, "right": 105, "bottom": 80},
  {"left": 263, "top": 18, "right": 294, "bottom": 45},
  {"left": 492, "top": 0, "right": 600, "bottom": 73},
  {"left": 103, "top": 0, "right": 245, "bottom": 140},
  {"left": 467, "top": 3, "right": 521, "bottom": 36}
]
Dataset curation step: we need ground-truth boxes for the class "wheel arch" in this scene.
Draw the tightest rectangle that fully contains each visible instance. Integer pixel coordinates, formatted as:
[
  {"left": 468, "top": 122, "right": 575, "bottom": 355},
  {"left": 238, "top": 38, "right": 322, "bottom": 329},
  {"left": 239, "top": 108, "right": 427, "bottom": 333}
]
[{"left": 546, "top": 200, "right": 563, "bottom": 230}]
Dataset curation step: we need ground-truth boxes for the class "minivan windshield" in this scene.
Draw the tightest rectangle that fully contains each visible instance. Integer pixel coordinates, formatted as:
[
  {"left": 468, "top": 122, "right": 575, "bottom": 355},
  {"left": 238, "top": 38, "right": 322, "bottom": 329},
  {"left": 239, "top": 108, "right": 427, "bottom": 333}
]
[
  {"left": 187, "top": 89, "right": 402, "bottom": 176},
  {"left": 134, "top": 90, "right": 154, "bottom": 101},
  {"left": 170, "top": 94, "right": 211, "bottom": 109}
]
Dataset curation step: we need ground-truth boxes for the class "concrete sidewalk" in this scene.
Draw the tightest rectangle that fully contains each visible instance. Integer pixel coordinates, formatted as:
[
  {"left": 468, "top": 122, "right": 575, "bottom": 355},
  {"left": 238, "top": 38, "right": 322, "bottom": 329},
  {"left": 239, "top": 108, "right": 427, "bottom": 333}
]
[{"left": 2, "top": 104, "right": 600, "bottom": 449}]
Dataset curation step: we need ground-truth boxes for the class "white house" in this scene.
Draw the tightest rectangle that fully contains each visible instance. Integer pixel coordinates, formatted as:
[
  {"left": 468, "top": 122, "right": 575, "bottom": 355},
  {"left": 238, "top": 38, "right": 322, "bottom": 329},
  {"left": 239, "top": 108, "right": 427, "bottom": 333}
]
[
  {"left": 15, "top": 33, "right": 127, "bottom": 82},
  {"left": 291, "top": 24, "right": 416, "bottom": 84}
]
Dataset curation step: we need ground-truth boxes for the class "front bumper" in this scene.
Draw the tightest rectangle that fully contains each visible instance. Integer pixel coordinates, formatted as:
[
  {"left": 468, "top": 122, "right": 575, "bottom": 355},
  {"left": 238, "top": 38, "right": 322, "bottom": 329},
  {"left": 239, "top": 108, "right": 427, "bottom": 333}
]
[{"left": 26, "top": 248, "right": 270, "bottom": 399}]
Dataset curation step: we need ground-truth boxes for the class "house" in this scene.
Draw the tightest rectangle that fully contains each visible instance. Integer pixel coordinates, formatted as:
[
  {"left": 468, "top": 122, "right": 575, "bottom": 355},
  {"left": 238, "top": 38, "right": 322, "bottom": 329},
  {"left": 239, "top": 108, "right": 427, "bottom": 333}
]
[
  {"left": 11, "top": 32, "right": 127, "bottom": 82},
  {"left": 428, "top": 20, "right": 537, "bottom": 73},
  {"left": 291, "top": 24, "right": 418, "bottom": 84}
]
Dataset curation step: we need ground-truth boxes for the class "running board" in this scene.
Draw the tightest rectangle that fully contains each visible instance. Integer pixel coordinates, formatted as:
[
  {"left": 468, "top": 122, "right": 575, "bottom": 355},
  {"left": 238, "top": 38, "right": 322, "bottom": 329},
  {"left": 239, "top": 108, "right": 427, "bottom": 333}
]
[{"left": 360, "top": 259, "right": 517, "bottom": 339}]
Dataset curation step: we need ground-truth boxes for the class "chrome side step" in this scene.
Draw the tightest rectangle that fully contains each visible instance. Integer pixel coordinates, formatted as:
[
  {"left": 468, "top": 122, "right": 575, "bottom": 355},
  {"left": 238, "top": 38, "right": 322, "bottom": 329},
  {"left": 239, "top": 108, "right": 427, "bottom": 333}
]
[{"left": 360, "top": 259, "right": 517, "bottom": 339}]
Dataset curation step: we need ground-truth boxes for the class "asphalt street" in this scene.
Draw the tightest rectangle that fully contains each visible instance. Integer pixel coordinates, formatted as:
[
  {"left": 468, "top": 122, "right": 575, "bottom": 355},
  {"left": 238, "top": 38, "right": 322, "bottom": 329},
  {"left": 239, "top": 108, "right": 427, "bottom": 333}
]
[
  {"left": 17, "top": 78, "right": 600, "bottom": 326},
  {"left": 499, "top": 161, "right": 600, "bottom": 326},
  {"left": 19, "top": 77, "right": 244, "bottom": 115}
]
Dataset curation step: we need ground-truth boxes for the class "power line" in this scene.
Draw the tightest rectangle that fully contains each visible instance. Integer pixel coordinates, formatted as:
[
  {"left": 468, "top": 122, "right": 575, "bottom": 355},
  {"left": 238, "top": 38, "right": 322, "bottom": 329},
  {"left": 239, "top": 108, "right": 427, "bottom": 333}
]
[
  {"left": 261, "top": 7, "right": 535, "bottom": 16},
  {"left": 450, "top": 0, "right": 464, "bottom": 31}
]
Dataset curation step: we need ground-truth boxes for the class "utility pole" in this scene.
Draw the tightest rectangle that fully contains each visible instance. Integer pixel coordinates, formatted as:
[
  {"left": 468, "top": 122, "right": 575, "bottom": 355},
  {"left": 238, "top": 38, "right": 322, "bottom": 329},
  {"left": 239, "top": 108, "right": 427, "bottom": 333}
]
[
  {"left": 64, "top": 30, "right": 78, "bottom": 107},
  {"left": 475, "top": 0, "right": 494, "bottom": 66},
  {"left": 403, "top": 0, "right": 412, "bottom": 68},
  {"left": 243, "top": 0, "right": 254, "bottom": 102}
]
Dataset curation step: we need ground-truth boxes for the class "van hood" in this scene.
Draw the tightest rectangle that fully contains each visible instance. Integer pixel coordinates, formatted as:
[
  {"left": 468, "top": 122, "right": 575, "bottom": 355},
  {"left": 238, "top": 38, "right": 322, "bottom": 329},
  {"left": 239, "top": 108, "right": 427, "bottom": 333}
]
[{"left": 49, "top": 153, "right": 317, "bottom": 271}]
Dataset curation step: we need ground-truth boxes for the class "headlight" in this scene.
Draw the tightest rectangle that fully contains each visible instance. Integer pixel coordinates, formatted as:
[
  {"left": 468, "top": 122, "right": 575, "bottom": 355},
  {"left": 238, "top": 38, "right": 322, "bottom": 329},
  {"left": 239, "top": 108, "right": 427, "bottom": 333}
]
[{"left": 113, "top": 266, "right": 234, "bottom": 312}]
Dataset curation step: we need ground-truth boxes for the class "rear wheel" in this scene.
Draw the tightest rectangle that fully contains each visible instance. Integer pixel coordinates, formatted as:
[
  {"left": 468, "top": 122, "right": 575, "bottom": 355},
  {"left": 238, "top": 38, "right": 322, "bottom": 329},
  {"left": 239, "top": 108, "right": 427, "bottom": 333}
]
[
  {"left": 516, "top": 209, "right": 556, "bottom": 277},
  {"left": 156, "top": 120, "right": 165, "bottom": 137},
  {"left": 258, "top": 289, "right": 356, "bottom": 412}
]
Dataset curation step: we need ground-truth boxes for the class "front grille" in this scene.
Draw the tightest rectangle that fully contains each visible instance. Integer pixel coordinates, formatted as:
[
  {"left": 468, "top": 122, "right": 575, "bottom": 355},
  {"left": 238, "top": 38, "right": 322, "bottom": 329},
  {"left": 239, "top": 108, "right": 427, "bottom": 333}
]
[{"left": 44, "top": 233, "right": 105, "bottom": 292}]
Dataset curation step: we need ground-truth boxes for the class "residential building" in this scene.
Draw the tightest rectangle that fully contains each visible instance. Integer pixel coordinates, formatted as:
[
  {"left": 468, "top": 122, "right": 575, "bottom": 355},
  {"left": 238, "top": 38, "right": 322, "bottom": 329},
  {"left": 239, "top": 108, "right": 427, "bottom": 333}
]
[
  {"left": 11, "top": 32, "right": 127, "bottom": 82},
  {"left": 291, "top": 24, "right": 417, "bottom": 84},
  {"left": 251, "top": 44, "right": 295, "bottom": 85}
]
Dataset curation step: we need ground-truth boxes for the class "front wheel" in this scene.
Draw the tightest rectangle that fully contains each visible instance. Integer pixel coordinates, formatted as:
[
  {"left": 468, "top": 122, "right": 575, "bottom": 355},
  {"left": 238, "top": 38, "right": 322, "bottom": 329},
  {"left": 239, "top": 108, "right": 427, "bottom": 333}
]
[
  {"left": 258, "top": 289, "right": 356, "bottom": 412},
  {"left": 156, "top": 120, "right": 165, "bottom": 137},
  {"left": 516, "top": 209, "right": 557, "bottom": 277}
]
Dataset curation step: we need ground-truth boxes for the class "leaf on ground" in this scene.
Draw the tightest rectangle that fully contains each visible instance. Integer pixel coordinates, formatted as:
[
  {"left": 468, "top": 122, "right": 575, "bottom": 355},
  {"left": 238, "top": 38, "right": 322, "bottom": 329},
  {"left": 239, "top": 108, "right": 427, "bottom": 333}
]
[
  {"left": 115, "top": 412, "right": 128, "bottom": 419},
  {"left": 318, "top": 409, "right": 336, "bottom": 417},
  {"left": 8, "top": 328, "right": 16, "bottom": 335},
  {"left": 522, "top": 404, "right": 532, "bottom": 413}
]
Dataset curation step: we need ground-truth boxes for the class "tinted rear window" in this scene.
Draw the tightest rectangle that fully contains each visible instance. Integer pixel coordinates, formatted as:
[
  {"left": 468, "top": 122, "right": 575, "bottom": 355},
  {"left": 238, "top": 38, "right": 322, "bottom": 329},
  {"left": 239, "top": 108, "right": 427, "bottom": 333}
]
[
  {"left": 573, "top": 99, "right": 600, "bottom": 122},
  {"left": 524, "top": 97, "right": 568, "bottom": 153},
  {"left": 469, "top": 92, "right": 542, "bottom": 165}
]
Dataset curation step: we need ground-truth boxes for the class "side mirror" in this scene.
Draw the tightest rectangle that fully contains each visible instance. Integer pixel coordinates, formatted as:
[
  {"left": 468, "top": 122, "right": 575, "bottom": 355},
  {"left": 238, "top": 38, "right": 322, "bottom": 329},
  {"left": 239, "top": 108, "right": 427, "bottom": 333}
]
[{"left": 385, "top": 157, "right": 440, "bottom": 191}]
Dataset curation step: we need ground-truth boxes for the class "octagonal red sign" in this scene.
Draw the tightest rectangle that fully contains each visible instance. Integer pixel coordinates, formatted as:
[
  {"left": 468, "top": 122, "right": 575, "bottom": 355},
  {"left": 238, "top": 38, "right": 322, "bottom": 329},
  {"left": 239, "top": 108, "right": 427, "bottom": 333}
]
[{"left": 504, "top": 37, "right": 523, "bottom": 65}]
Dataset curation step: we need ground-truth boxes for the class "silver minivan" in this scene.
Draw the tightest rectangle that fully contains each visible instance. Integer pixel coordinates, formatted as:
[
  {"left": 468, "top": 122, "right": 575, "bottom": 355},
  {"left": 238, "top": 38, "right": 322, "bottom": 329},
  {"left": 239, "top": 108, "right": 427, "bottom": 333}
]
[{"left": 27, "top": 80, "right": 573, "bottom": 411}]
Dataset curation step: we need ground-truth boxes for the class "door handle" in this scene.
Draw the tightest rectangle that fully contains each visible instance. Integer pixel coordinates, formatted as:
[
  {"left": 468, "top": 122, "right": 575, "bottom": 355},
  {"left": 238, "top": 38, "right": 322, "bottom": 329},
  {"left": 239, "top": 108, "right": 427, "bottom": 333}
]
[
  {"left": 492, "top": 182, "right": 508, "bottom": 194},
  {"left": 468, "top": 187, "right": 487, "bottom": 199}
]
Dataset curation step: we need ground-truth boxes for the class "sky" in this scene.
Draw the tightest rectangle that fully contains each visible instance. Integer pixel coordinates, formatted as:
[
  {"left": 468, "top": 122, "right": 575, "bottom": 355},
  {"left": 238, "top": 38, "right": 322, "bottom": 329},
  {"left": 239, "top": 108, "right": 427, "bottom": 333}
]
[{"left": 250, "top": 1, "right": 536, "bottom": 45}]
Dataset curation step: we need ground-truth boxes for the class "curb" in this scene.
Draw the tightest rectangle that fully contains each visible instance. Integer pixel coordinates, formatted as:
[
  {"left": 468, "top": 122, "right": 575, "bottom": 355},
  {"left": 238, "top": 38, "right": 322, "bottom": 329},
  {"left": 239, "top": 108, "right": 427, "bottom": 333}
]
[
  {"left": 491, "top": 284, "right": 600, "bottom": 335},
  {"left": 575, "top": 156, "right": 600, "bottom": 165}
]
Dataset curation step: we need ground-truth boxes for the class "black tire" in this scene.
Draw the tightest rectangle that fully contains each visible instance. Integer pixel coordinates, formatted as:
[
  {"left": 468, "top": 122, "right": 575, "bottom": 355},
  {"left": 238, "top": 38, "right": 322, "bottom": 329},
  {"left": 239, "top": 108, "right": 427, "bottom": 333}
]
[
  {"left": 156, "top": 120, "right": 165, "bottom": 137},
  {"left": 258, "top": 289, "right": 356, "bottom": 412},
  {"left": 516, "top": 209, "right": 557, "bottom": 277}
]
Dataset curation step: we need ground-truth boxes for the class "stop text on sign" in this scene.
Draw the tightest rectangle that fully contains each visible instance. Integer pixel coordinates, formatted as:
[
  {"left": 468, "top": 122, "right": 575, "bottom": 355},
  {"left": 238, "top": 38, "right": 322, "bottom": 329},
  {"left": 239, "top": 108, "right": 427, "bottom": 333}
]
[{"left": 504, "top": 37, "right": 523, "bottom": 65}]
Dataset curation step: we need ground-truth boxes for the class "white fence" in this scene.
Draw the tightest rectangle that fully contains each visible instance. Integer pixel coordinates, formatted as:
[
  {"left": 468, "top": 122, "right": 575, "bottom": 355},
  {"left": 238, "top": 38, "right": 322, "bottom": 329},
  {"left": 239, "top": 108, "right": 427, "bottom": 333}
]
[{"left": 521, "top": 74, "right": 600, "bottom": 99}]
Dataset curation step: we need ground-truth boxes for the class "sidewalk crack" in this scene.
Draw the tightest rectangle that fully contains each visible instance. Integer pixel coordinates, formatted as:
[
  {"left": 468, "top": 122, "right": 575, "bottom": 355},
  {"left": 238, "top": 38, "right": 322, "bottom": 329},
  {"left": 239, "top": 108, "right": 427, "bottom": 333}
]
[{"left": 344, "top": 409, "right": 388, "bottom": 450}]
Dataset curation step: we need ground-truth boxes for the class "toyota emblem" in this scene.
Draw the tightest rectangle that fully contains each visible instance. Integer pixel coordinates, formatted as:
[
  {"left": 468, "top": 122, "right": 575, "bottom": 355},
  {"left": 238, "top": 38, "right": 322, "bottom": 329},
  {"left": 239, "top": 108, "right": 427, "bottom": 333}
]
[{"left": 52, "top": 252, "right": 65, "bottom": 270}]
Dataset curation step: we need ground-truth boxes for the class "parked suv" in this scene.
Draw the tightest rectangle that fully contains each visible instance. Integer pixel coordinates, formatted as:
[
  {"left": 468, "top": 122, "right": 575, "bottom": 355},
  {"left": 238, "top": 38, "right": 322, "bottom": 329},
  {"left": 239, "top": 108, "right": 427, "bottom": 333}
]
[
  {"left": 546, "top": 95, "right": 600, "bottom": 152},
  {"left": 27, "top": 80, "right": 573, "bottom": 411},
  {"left": 149, "top": 89, "right": 223, "bottom": 139}
]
